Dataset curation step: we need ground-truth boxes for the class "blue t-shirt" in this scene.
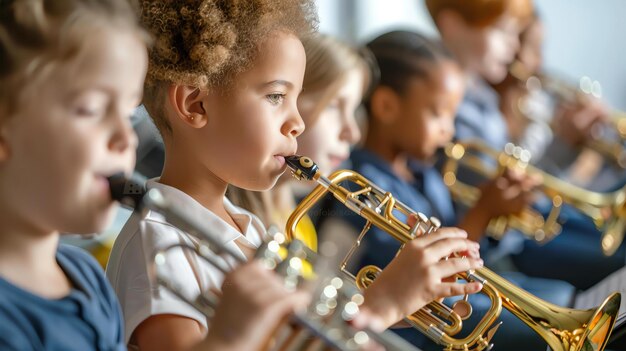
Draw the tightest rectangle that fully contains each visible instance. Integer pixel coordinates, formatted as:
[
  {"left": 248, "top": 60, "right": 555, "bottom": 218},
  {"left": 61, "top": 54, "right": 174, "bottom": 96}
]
[
  {"left": 455, "top": 78, "right": 509, "bottom": 152},
  {"left": 0, "top": 244, "right": 125, "bottom": 351}
]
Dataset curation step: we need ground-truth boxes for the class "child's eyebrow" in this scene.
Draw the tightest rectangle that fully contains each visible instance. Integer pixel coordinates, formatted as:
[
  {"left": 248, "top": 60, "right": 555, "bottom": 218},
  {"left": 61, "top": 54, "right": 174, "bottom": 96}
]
[
  {"left": 65, "top": 87, "right": 143, "bottom": 102},
  {"left": 264, "top": 80, "right": 294, "bottom": 89},
  {"left": 263, "top": 80, "right": 304, "bottom": 94}
]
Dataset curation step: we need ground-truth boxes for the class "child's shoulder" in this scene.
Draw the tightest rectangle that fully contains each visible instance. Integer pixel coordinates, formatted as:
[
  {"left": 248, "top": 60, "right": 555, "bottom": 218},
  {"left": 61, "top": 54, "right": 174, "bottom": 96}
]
[
  {"left": 0, "top": 308, "right": 32, "bottom": 350},
  {"left": 348, "top": 149, "right": 397, "bottom": 188},
  {"left": 57, "top": 243, "right": 105, "bottom": 279},
  {"left": 224, "top": 195, "right": 262, "bottom": 221},
  {"left": 0, "top": 245, "right": 107, "bottom": 307},
  {"left": 57, "top": 244, "right": 118, "bottom": 299},
  {"left": 0, "top": 245, "right": 123, "bottom": 350},
  {"left": 224, "top": 196, "right": 268, "bottom": 244}
]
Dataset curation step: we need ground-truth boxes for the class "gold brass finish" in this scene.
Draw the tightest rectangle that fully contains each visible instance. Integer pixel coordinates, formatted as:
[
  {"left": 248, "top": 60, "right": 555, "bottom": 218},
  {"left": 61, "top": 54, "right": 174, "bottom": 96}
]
[{"left": 441, "top": 140, "right": 626, "bottom": 256}]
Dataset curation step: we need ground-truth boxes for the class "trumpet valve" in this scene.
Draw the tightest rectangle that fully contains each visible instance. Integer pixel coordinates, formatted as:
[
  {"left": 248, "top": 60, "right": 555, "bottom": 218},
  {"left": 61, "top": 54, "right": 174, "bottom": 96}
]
[{"left": 451, "top": 298, "right": 473, "bottom": 320}]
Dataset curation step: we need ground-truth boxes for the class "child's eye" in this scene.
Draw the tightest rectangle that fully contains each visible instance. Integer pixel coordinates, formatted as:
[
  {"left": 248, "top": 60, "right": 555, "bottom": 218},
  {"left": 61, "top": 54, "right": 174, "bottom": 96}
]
[
  {"left": 430, "top": 107, "right": 441, "bottom": 118},
  {"left": 75, "top": 106, "right": 103, "bottom": 117},
  {"left": 266, "top": 93, "right": 286, "bottom": 105}
]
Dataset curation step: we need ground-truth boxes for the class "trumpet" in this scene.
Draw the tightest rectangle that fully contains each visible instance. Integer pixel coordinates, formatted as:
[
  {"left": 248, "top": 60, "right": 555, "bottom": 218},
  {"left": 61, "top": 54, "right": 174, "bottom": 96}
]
[
  {"left": 441, "top": 140, "right": 626, "bottom": 256},
  {"left": 509, "top": 61, "right": 626, "bottom": 168},
  {"left": 284, "top": 155, "right": 621, "bottom": 351},
  {"left": 107, "top": 173, "right": 421, "bottom": 351}
]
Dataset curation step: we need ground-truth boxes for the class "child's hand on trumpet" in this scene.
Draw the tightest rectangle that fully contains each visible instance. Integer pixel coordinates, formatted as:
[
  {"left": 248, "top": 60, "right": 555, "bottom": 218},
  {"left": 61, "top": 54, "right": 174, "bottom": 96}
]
[
  {"left": 478, "top": 167, "right": 539, "bottom": 218},
  {"left": 461, "top": 167, "right": 539, "bottom": 242},
  {"left": 199, "top": 260, "right": 311, "bottom": 351},
  {"left": 358, "top": 215, "right": 483, "bottom": 329}
]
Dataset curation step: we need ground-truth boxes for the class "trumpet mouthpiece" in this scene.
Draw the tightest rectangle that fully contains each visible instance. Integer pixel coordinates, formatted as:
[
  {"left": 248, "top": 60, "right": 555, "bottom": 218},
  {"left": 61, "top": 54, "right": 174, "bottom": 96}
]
[
  {"left": 285, "top": 155, "right": 319, "bottom": 181},
  {"left": 107, "top": 172, "right": 147, "bottom": 209}
]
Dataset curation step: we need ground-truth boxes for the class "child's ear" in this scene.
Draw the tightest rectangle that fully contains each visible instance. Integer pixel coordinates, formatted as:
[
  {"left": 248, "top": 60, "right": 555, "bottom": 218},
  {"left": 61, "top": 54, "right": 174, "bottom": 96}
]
[
  {"left": 167, "top": 85, "right": 209, "bottom": 128},
  {"left": 370, "top": 86, "right": 400, "bottom": 124}
]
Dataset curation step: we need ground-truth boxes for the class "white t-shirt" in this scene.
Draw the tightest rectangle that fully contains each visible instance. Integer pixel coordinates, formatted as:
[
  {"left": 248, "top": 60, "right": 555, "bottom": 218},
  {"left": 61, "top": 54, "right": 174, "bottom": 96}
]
[{"left": 105, "top": 179, "right": 266, "bottom": 344}]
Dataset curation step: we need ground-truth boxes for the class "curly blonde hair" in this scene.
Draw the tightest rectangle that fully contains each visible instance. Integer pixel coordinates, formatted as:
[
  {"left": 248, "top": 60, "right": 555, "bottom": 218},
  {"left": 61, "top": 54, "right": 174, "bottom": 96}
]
[
  {"left": 139, "top": 0, "right": 318, "bottom": 135},
  {"left": 0, "top": 0, "right": 147, "bottom": 120}
]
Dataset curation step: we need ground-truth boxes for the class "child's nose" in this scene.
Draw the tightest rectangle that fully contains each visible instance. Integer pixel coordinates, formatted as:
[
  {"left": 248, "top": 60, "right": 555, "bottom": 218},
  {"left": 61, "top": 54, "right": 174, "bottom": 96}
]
[
  {"left": 283, "top": 110, "right": 305, "bottom": 138},
  {"left": 441, "top": 117, "right": 455, "bottom": 140},
  {"left": 340, "top": 112, "right": 361, "bottom": 144},
  {"left": 108, "top": 111, "right": 137, "bottom": 153}
]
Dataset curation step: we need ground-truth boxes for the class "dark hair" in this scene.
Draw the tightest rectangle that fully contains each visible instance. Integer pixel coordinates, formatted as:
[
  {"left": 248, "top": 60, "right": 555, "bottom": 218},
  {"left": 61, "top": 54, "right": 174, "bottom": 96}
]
[{"left": 363, "top": 30, "right": 452, "bottom": 115}]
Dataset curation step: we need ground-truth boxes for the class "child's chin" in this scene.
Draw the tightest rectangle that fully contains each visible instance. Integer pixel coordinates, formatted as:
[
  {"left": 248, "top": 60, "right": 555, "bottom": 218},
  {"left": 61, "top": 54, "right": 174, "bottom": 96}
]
[
  {"left": 239, "top": 171, "right": 284, "bottom": 191},
  {"left": 257, "top": 178, "right": 279, "bottom": 191},
  {"left": 236, "top": 177, "right": 279, "bottom": 192},
  {"left": 485, "top": 67, "right": 508, "bottom": 84},
  {"left": 82, "top": 206, "right": 117, "bottom": 234}
]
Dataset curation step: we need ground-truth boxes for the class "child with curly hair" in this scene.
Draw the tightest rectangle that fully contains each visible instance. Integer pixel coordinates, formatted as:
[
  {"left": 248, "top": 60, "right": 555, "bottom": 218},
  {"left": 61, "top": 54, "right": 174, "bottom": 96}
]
[{"left": 106, "top": 2, "right": 484, "bottom": 350}]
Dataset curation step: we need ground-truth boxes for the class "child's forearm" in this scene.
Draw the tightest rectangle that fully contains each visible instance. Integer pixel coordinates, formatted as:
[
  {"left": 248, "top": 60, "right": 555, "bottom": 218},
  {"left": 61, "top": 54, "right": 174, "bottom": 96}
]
[
  {"left": 458, "top": 205, "right": 492, "bottom": 242},
  {"left": 359, "top": 294, "right": 403, "bottom": 330}
]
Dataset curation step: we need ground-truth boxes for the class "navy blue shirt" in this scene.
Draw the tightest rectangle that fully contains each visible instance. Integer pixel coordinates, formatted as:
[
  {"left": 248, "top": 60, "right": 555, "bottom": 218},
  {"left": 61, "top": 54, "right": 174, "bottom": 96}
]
[
  {"left": 0, "top": 244, "right": 125, "bottom": 351},
  {"left": 455, "top": 78, "right": 509, "bottom": 152}
]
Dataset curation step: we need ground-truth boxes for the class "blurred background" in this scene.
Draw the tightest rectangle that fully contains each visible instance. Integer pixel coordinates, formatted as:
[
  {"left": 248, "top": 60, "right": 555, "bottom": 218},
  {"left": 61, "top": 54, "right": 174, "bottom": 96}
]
[
  {"left": 70, "top": 0, "right": 626, "bottom": 269},
  {"left": 316, "top": 0, "right": 626, "bottom": 111}
]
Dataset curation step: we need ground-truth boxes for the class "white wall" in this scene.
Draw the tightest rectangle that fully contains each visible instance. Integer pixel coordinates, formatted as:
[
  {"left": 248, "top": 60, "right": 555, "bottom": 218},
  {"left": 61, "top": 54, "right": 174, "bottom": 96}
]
[
  {"left": 352, "top": 0, "right": 437, "bottom": 43},
  {"left": 315, "top": 0, "right": 626, "bottom": 110},
  {"left": 535, "top": 0, "right": 626, "bottom": 110},
  {"left": 316, "top": 0, "right": 436, "bottom": 43}
]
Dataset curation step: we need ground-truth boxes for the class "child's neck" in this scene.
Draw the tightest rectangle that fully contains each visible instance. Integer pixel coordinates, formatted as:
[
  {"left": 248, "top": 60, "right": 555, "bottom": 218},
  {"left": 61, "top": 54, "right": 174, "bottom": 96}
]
[
  {"left": 363, "top": 130, "right": 414, "bottom": 182},
  {"left": 390, "top": 154, "right": 415, "bottom": 182},
  {"left": 465, "top": 72, "right": 484, "bottom": 88},
  {"left": 0, "top": 217, "right": 71, "bottom": 298},
  {"left": 159, "top": 152, "right": 241, "bottom": 233},
  {"left": 363, "top": 128, "right": 398, "bottom": 164}
]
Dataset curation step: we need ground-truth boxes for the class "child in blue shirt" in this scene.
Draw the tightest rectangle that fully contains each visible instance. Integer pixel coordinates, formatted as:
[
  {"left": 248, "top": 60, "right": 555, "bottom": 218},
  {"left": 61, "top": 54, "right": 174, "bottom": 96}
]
[
  {"left": 0, "top": 0, "right": 147, "bottom": 349},
  {"left": 427, "top": 0, "right": 626, "bottom": 290},
  {"left": 0, "top": 1, "right": 311, "bottom": 350}
]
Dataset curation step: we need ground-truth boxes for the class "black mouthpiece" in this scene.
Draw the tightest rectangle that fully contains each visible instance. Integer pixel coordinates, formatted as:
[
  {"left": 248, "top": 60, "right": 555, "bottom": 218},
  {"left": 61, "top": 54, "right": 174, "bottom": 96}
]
[
  {"left": 285, "top": 155, "right": 319, "bottom": 181},
  {"left": 107, "top": 172, "right": 147, "bottom": 209}
]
